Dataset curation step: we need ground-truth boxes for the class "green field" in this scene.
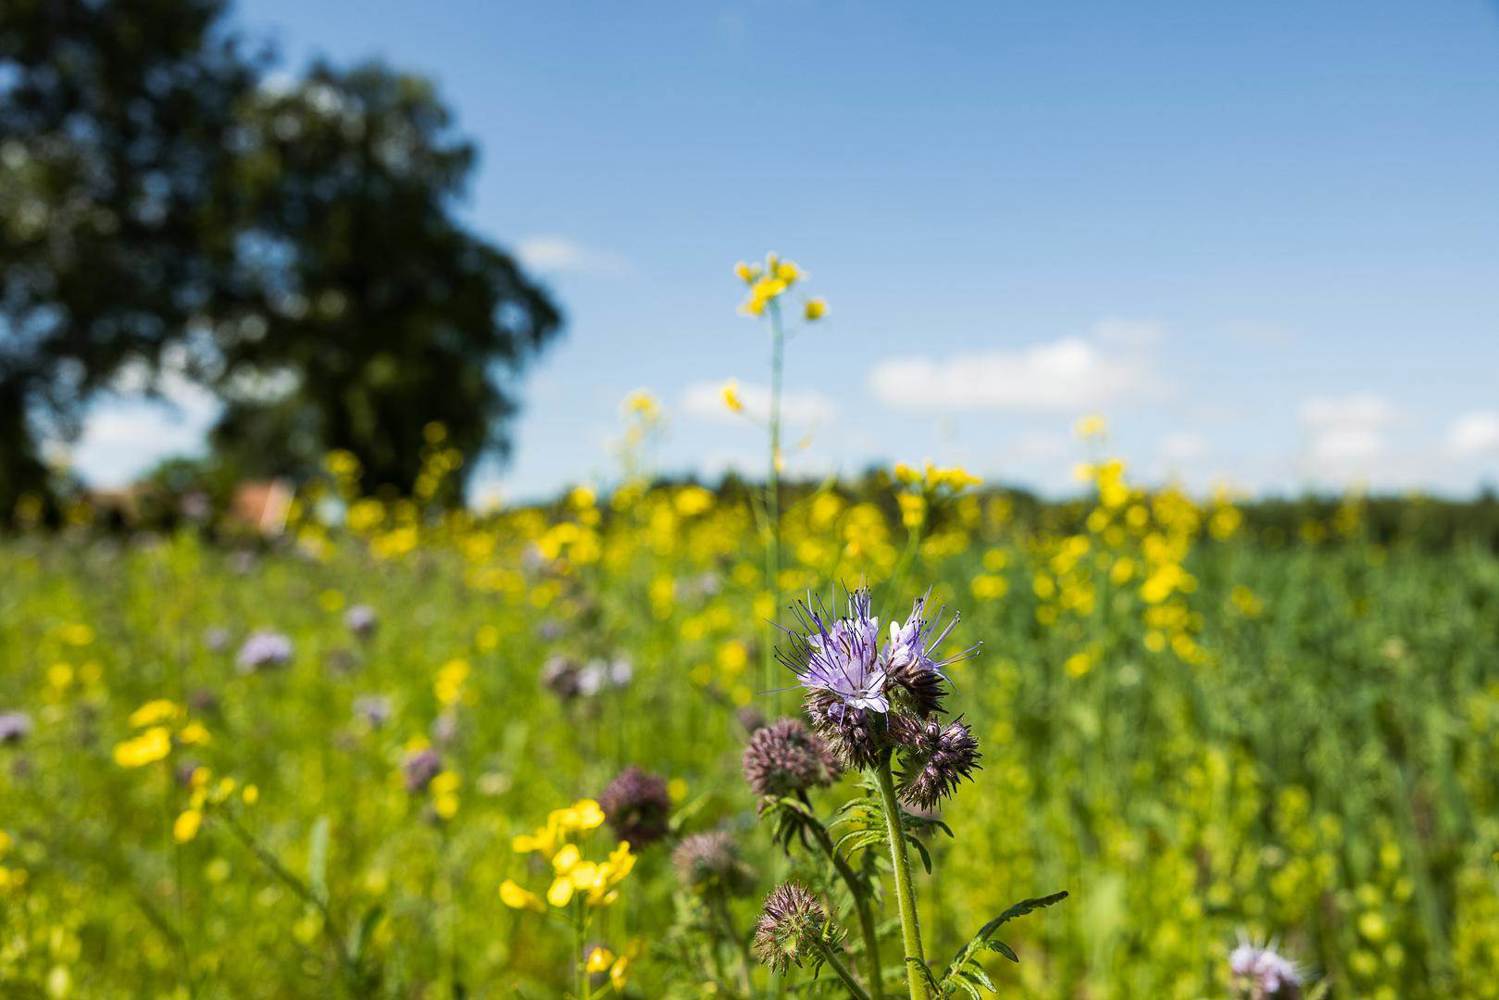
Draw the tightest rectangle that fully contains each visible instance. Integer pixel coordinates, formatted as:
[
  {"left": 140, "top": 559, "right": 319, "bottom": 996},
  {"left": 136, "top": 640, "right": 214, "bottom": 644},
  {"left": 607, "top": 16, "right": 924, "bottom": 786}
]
[{"left": 2, "top": 480, "right": 1497, "bottom": 998}]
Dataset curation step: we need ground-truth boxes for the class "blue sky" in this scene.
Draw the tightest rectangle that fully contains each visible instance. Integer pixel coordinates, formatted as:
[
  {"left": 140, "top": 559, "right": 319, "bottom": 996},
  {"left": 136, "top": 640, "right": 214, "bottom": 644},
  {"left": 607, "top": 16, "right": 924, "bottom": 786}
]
[{"left": 73, "top": 1, "right": 1499, "bottom": 501}]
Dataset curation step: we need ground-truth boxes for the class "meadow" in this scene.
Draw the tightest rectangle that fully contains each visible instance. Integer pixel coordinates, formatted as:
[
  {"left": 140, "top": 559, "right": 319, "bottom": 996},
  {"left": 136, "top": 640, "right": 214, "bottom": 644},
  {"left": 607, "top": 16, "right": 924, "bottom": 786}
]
[{"left": 3, "top": 435, "right": 1498, "bottom": 998}]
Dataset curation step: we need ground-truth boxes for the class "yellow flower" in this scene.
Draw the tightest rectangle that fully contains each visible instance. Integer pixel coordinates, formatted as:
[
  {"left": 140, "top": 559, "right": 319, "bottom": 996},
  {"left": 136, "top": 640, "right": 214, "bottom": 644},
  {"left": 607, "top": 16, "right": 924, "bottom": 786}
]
[
  {"left": 113, "top": 726, "right": 172, "bottom": 768},
  {"left": 128, "top": 700, "right": 182, "bottom": 729},
  {"left": 242, "top": 785, "right": 260, "bottom": 806},
  {"left": 721, "top": 380, "right": 744, "bottom": 414},
  {"left": 586, "top": 947, "right": 615, "bottom": 974},
  {"left": 610, "top": 953, "right": 632, "bottom": 990},
  {"left": 623, "top": 390, "right": 660, "bottom": 420},
  {"left": 803, "top": 297, "right": 827, "bottom": 321},
  {"left": 775, "top": 259, "right": 801, "bottom": 283},
  {"left": 176, "top": 721, "right": 212, "bottom": 746},
  {"left": 734, "top": 261, "right": 762, "bottom": 284},
  {"left": 546, "top": 874, "right": 575, "bottom": 907},
  {"left": 500, "top": 879, "right": 545, "bottom": 912},
  {"left": 172, "top": 809, "right": 202, "bottom": 844}
]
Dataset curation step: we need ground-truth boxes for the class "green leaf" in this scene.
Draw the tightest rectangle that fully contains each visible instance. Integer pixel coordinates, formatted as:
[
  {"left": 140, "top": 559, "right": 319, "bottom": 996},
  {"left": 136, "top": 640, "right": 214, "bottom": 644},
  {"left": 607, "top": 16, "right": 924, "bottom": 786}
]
[{"left": 307, "top": 816, "right": 330, "bottom": 905}]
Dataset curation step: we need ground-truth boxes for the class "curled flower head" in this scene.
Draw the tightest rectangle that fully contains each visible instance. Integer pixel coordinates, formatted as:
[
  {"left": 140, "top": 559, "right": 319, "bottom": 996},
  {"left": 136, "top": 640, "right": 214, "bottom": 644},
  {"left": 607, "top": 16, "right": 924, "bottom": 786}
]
[
  {"left": 741, "top": 718, "right": 841, "bottom": 799},
  {"left": 236, "top": 631, "right": 293, "bottom": 674},
  {"left": 598, "top": 766, "right": 671, "bottom": 848},
  {"left": 890, "top": 715, "right": 981, "bottom": 810},
  {"left": 752, "top": 882, "right": 837, "bottom": 972},
  {"left": 1229, "top": 936, "right": 1303, "bottom": 999},
  {"left": 401, "top": 747, "right": 442, "bottom": 794},
  {"left": 673, "top": 831, "right": 755, "bottom": 897}
]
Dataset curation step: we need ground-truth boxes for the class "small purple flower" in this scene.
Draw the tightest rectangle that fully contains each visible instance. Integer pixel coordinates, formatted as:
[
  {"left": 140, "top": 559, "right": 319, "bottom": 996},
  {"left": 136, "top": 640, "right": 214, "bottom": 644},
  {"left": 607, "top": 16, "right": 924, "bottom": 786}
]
[
  {"left": 0, "top": 711, "right": 34, "bottom": 746},
  {"left": 1230, "top": 936, "right": 1303, "bottom": 999},
  {"left": 353, "top": 694, "right": 392, "bottom": 728},
  {"left": 402, "top": 747, "right": 443, "bottom": 793},
  {"left": 236, "top": 631, "right": 293, "bottom": 673},
  {"left": 536, "top": 619, "right": 565, "bottom": 641},
  {"left": 345, "top": 604, "right": 377, "bottom": 639}
]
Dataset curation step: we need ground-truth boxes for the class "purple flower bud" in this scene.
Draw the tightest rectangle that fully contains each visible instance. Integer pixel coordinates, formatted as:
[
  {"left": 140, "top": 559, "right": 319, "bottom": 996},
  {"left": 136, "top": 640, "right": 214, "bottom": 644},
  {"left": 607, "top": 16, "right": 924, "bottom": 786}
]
[
  {"left": 752, "top": 882, "right": 837, "bottom": 972},
  {"left": 345, "top": 604, "right": 377, "bottom": 639},
  {"left": 890, "top": 715, "right": 981, "bottom": 810},
  {"left": 0, "top": 711, "right": 34, "bottom": 746},
  {"left": 598, "top": 766, "right": 671, "bottom": 848},
  {"left": 673, "top": 831, "right": 755, "bottom": 896},
  {"left": 742, "top": 718, "right": 841, "bottom": 799}
]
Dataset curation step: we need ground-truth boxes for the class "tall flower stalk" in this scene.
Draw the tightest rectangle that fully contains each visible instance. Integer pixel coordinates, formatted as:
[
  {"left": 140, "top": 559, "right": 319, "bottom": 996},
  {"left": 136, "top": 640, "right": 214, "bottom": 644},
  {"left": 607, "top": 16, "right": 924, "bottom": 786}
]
[
  {"left": 749, "top": 586, "right": 1067, "bottom": 1000},
  {"left": 732, "top": 254, "right": 828, "bottom": 708}
]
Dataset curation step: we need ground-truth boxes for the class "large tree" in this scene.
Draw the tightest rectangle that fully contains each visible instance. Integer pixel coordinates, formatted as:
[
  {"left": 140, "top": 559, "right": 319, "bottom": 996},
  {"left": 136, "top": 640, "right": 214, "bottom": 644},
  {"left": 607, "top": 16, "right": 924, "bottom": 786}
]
[
  {"left": 208, "top": 62, "right": 561, "bottom": 494},
  {"left": 1, "top": 1, "right": 561, "bottom": 516},
  {"left": 0, "top": 0, "right": 258, "bottom": 517}
]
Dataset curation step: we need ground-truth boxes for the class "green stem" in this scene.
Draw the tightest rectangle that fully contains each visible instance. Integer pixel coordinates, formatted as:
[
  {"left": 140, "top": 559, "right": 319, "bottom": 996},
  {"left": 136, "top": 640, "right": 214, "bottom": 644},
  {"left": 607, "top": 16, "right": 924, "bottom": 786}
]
[
  {"left": 805, "top": 814, "right": 885, "bottom": 998},
  {"left": 812, "top": 937, "right": 874, "bottom": 1000},
  {"left": 764, "top": 301, "right": 786, "bottom": 710},
  {"left": 873, "top": 755, "right": 928, "bottom": 1000},
  {"left": 711, "top": 891, "right": 755, "bottom": 997},
  {"left": 575, "top": 900, "right": 591, "bottom": 1000}
]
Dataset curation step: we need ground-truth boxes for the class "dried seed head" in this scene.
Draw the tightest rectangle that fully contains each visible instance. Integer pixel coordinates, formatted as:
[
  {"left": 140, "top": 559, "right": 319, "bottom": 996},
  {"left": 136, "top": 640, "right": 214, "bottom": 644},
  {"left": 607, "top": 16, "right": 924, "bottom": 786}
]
[
  {"left": 752, "top": 882, "right": 836, "bottom": 972},
  {"left": 742, "top": 717, "right": 842, "bottom": 799},
  {"left": 598, "top": 766, "right": 672, "bottom": 848}
]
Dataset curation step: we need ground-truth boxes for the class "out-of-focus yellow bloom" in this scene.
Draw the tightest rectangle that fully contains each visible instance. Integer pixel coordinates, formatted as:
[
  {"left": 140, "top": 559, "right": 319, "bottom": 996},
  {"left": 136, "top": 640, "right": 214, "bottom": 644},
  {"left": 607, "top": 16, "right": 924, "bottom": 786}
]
[
  {"left": 803, "top": 297, "right": 827, "bottom": 321},
  {"left": 114, "top": 726, "right": 171, "bottom": 768},
  {"left": 128, "top": 700, "right": 182, "bottom": 729},
  {"left": 623, "top": 390, "right": 660, "bottom": 421},
  {"left": 586, "top": 947, "right": 615, "bottom": 973},
  {"left": 434, "top": 659, "right": 470, "bottom": 707},
  {"left": 734, "top": 261, "right": 762, "bottom": 284},
  {"left": 500, "top": 879, "right": 545, "bottom": 912},
  {"left": 176, "top": 721, "right": 211, "bottom": 746},
  {"left": 242, "top": 785, "right": 260, "bottom": 806},
  {"left": 722, "top": 379, "right": 744, "bottom": 414},
  {"left": 173, "top": 809, "right": 202, "bottom": 844}
]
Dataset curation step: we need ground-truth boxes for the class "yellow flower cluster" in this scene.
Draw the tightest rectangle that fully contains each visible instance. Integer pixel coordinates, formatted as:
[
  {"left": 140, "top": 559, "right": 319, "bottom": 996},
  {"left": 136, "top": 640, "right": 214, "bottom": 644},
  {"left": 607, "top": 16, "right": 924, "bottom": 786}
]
[
  {"left": 501, "top": 799, "right": 635, "bottom": 911},
  {"left": 734, "top": 252, "right": 825, "bottom": 320},
  {"left": 172, "top": 768, "right": 259, "bottom": 844},
  {"left": 113, "top": 700, "right": 210, "bottom": 768}
]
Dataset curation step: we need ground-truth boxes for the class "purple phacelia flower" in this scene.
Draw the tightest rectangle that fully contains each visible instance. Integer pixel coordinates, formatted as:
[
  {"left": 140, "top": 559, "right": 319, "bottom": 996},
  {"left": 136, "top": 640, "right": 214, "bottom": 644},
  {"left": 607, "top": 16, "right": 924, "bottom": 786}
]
[
  {"left": 890, "top": 715, "right": 981, "bottom": 809},
  {"left": 1230, "top": 935, "right": 1303, "bottom": 999},
  {"left": 742, "top": 718, "right": 841, "bottom": 799},
  {"left": 780, "top": 590, "right": 888, "bottom": 713},
  {"left": 0, "top": 711, "right": 34, "bottom": 745},
  {"left": 882, "top": 594, "right": 975, "bottom": 717},
  {"left": 236, "top": 631, "right": 293, "bottom": 673},
  {"left": 674, "top": 830, "right": 755, "bottom": 896},
  {"left": 752, "top": 882, "right": 838, "bottom": 973}
]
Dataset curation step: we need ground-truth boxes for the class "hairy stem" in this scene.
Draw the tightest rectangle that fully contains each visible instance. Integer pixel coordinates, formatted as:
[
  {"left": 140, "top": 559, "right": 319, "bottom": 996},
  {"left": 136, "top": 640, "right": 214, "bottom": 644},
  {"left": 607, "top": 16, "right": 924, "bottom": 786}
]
[
  {"left": 812, "top": 937, "right": 874, "bottom": 1000},
  {"left": 804, "top": 813, "right": 885, "bottom": 998},
  {"left": 873, "top": 755, "right": 928, "bottom": 1000}
]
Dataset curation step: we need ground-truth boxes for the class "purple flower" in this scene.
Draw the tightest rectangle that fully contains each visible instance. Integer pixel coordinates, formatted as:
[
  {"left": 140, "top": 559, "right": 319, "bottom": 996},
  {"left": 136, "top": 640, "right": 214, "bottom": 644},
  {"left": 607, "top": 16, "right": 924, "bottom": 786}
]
[
  {"left": 236, "top": 631, "right": 293, "bottom": 673},
  {"left": 780, "top": 590, "right": 888, "bottom": 714},
  {"left": 0, "top": 711, "right": 33, "bottom": 745},
  {"left": 345, "top": 604, "right": 378, "bottom": 639},
  {"left": 673, "top": 831, "right": 755, "bottom": 896},
  {"left": 1230, "top": 936, "right": 1303, "bottom": 999},
  {"left": 882, "top": 594, "right": 975, "bottom": 716},
  {"left": 402, "top": 747, "right": 443, "bottom": 793},
  {"left": 890, "top": 715, "right": 981, "bottom": 809}
]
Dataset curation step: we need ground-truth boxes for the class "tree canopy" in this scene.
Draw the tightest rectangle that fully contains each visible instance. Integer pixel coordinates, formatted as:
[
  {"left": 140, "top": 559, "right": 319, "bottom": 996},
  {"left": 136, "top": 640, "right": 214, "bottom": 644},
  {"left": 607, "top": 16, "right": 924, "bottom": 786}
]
[{"left": 0, "top": 0, "right": 561, "bottom": 517}]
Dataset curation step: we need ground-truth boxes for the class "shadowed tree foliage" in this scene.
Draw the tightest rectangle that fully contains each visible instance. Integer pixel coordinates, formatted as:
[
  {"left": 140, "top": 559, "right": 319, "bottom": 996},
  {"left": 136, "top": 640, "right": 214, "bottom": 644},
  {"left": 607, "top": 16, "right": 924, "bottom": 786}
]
[
  {"left": 208, "top": 62, "right": 562, "bottom": 495},
  {"left": 1, "top": 1, "right": 561, "bottom": 518},
  {"left": 0, "top": 0, "right": 259, "bottom": 519}
]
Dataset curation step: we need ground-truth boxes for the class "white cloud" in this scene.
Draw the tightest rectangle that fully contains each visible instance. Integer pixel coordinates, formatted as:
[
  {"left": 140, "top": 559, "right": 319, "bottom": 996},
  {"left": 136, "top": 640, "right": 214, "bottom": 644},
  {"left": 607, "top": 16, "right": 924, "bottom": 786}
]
[
  {"left": 681, "top": 380, "right": 836, "bottom": 426},
  {"left": 1299, "top": 395, "right": 1394, "bottom": 465},
  {"left": 514, "top": 235, "right": 628, "bottom": 276},
  {"left": 868, "top": 331, "right": 1157, "bottom": 413},
  {"left": 1447, "top": 411, "right": 1499, "bottom": 458}
]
